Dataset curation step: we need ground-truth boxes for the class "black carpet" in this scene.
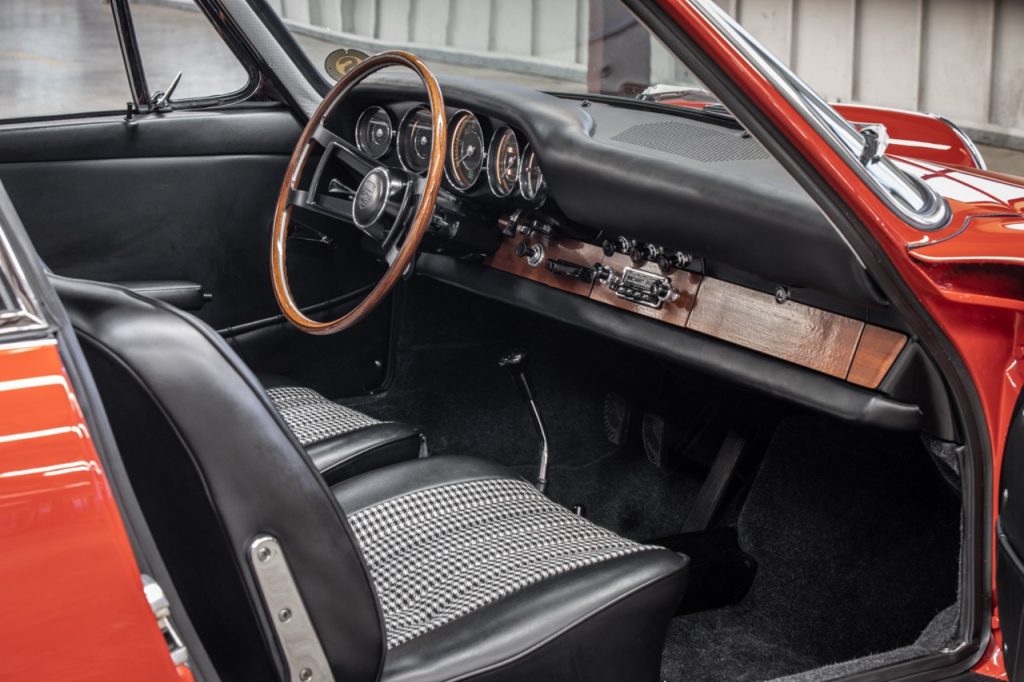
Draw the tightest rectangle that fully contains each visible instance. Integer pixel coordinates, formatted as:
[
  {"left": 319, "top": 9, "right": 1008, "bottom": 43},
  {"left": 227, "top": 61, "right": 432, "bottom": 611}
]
[{"left": 661, "top": 416, "right": 962, "bottom": 681}]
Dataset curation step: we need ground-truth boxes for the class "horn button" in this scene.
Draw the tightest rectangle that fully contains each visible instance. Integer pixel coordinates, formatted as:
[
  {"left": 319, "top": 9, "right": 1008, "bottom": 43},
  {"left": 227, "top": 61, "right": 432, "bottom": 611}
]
[{"left": 352, "top": 167, "right": 395, "bottom": 235}]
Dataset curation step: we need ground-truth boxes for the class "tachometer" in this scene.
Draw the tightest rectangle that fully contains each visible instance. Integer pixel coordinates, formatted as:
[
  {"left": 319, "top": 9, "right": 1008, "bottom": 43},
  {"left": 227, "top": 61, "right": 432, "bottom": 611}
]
[
  {"left": 398, "top": 106, "right": 434, "bottom": 174},
  {"left": 354, "top": 106, "right": 393, "bottom": 159},
  {"left": 445, "top": 112, "right": 485, "bottom": 191},
  {"left": 487, "top": 127, "right": 520, "bottom": 198},
  {"left": 519, "top": 143, "right": 547, "bottom": 202}
]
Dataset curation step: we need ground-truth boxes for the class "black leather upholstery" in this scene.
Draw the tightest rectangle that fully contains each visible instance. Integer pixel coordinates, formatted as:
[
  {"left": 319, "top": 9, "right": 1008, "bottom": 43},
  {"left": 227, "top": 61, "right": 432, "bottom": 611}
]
[
  {"left": 53, "top": 275, "right": 386, "bottom": 682},
  {"left": 308, "top": 423, "right": 422, "bottom": 482},
  {"left": 259, "top": 374, "right": 423, "bottom": 484},
  {"left": 54, "top": 275, "right": 689, "bottom": 682},
  {"left": 119, "top": 280, "right": 208, "bottom": 311}
]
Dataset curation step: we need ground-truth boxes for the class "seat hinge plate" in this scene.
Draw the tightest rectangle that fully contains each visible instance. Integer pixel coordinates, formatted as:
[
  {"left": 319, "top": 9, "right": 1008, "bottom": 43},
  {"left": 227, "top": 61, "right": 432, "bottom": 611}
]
[{"left": 249, "top": 535, "right": 333, "bottom": 682}]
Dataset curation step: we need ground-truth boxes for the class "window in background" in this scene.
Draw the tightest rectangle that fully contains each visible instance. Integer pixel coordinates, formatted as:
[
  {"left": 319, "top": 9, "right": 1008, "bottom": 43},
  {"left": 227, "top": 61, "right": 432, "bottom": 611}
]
[
  {"left": 132, "top": 0, "right": 251, "bottom": 103},
  {"left": 0, "top": 0, "right": 130, "bottom": 120}
]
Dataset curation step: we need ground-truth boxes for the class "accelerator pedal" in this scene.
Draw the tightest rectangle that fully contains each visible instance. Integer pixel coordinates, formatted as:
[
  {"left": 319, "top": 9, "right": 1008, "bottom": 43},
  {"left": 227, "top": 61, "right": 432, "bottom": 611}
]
[{"left": 682, "top": 430, "right": 747, "bottom": 532}]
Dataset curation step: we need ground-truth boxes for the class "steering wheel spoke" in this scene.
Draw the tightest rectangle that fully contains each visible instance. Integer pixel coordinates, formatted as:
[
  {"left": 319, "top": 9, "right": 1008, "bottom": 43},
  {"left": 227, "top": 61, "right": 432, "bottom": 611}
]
[{"left": 271, "top": 51, "right": 446, "bottom": 335}]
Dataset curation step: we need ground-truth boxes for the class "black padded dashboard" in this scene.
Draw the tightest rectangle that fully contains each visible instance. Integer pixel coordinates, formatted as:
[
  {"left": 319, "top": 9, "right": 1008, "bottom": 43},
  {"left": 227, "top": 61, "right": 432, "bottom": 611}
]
[{"left": 346, "top": 73, "right": 883, "bottom": 308}]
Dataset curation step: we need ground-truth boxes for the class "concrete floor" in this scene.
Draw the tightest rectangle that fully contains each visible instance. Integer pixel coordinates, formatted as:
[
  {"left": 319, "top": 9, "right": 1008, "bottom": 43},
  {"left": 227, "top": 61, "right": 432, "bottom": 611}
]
[{"left": 2, "top": 0, "right": 1022, "bottom": 179}]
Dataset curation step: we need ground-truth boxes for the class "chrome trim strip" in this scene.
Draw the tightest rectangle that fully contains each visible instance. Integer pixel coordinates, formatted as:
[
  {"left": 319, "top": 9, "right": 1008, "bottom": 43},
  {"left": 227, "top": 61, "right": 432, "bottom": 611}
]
[
  {"left": 0, "top": 210, "right": 48, "bottom": 339},
  {"left": 690, "top": 0, "right": 951, "bottom": 232},
  {"left": 930, "top": 114, "right": 988, "bottom": 171},
  {"left": 249, "top": 536, "right": 332, "bottom": 682}
]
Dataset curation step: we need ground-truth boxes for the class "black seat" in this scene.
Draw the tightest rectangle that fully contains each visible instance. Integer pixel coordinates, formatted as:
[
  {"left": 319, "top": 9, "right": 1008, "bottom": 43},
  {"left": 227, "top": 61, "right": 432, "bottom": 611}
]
[
  {"left": 117, "top": 279, "right": 423, "bottom": 483},
  {"left": 259, "top": 375, "right": 423, "bottom": 482},
  {"left": 53, "top": 274, "right": 688, "bottom": 682}
]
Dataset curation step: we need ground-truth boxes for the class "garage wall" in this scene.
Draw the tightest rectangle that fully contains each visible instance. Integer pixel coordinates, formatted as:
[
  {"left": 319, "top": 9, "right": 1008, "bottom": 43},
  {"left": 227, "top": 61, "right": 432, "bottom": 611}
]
[
  {"left": 269, "top": 0, "right": 1024, "bottom": 146},
  {"left": 718, "top": 0, "right": 1024, "bottom": 147}
]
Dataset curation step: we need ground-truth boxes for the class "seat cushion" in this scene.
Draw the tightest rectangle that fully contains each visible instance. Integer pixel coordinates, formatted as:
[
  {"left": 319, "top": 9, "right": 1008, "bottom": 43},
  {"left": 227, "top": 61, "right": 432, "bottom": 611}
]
[
  {"left": 263, "top": 382, "right": 423, "bottom": 484},
  {"left": 334, "top": 456, "right": 689, "bottom": 682}
]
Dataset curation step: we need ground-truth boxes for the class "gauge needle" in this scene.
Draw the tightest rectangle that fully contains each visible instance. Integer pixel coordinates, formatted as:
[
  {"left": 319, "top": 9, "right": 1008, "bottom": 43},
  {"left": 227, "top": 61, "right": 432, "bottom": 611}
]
[{"left": 457, "top": 145, "right": 477, "bottom": 165}]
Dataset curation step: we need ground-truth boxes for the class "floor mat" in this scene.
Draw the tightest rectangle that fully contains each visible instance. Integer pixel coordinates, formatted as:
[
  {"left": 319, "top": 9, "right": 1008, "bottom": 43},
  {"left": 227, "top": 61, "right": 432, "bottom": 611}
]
[{"left": 661, "top": 416, "right": 961, "bottom": 681}]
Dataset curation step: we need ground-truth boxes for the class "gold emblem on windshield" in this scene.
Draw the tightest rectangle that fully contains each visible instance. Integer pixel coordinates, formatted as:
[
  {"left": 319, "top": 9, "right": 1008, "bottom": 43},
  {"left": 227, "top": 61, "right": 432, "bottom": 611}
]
[{"left": 325, "top": 48, "right": 370, "bottom": 81}]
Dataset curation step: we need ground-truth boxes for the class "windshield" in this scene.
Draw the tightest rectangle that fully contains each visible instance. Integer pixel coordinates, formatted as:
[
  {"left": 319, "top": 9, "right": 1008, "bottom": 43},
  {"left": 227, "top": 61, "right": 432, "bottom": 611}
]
[{"left": 272, "top": 1, "right": 706, "bottom": 99}]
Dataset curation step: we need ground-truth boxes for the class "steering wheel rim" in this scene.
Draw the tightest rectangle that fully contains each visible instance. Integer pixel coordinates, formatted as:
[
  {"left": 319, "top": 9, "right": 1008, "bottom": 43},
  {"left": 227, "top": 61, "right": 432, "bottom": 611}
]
[{"left": 271, "top": 51, "right": 446, "bottom": 335}]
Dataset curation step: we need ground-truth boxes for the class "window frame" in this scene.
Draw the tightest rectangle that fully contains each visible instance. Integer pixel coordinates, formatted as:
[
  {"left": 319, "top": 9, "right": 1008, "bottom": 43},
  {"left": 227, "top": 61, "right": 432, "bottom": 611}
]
[
  {"left": 0, "top": 0, "right": 269, "bottom": 125},
  {"left": 110, "top": 0, "right": 264, "bottom": 115}
]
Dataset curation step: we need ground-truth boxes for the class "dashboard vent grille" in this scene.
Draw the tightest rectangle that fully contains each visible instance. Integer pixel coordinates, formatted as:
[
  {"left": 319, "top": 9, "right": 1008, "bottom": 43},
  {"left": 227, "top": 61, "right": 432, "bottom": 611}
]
[{"left": 611, "top": 121, "right": 769, "bottom": 162}]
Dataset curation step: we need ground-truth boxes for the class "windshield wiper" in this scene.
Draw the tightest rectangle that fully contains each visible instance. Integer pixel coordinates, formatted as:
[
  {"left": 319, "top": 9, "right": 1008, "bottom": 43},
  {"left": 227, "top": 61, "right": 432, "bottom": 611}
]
[{"left": 636, "top": 85, "right": 737, "bottom": 123}]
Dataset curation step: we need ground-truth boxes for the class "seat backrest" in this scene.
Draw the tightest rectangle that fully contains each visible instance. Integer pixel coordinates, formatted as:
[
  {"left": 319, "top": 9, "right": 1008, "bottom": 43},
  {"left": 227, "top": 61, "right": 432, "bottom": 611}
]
[{"left": 52, "top": 275, "right": 385, "bottom": 682}]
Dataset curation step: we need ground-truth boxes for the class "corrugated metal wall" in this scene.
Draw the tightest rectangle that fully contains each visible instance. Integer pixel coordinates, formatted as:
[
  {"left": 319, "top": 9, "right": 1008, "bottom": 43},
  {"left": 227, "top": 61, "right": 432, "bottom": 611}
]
[{"left": 271, "top": 0, "right": 1024, "bottom": 146}]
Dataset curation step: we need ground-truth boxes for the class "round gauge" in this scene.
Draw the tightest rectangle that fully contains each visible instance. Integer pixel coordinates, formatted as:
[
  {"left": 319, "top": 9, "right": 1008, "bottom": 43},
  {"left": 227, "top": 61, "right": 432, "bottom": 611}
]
[
  {"left": 398, "top": 106, "right": 434, "bottom": 174},
  {"left": 445, "top": 112, "right": 486, "bottom": 191},
  {"left": 519, "top": 143, "right": 547, "bottom": 202},
  {"left": 354, "top": 106, "right": 394, "bottom": 159},
  {"left": 487, "top": 127, "right": 521, "bottom": 198}
]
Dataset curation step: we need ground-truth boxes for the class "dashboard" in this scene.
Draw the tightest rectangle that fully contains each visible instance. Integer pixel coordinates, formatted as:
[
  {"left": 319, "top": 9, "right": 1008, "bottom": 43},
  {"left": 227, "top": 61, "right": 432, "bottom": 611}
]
[{"left": 326, "top": 75, "right": 949, "bottom": 437}]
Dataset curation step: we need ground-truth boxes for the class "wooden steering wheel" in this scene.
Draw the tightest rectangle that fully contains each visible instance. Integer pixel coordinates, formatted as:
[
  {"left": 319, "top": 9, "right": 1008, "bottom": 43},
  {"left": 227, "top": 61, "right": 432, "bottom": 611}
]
[{"left": 271, "top": 52, "right": 446, "bottom": 335}]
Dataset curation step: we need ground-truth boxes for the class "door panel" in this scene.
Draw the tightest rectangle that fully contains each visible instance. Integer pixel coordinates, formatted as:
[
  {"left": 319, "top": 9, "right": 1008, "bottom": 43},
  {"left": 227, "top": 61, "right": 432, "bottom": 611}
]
[{"left": 0, "top": 108, "right": 394, "bottom": 398}]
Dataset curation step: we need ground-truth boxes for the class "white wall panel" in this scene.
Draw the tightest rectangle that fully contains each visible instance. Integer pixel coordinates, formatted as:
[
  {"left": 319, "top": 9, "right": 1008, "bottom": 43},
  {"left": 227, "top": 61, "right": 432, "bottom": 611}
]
[
  {"left": 410, "top": 0, "right": 449, "bottom": 45},
  {"left": 448, "top": 0, "right": 491, "bottom": 52},
  {"left": 377, "top": 0, "right": 412, "bottom": 43},
  {"left": 282, "top": 0, "right": 311, "bottom": 24},
  {"left": 492, "top": 0, "right": 533, "bottom": 55},
  {"left": 853, "top": 0, "right": 922, "bottom": 111},
  {"left": 791, "top": 0, "right": 855, "bottom": 102},
  {"left": 991, "top": 0, "right": 1024, "bottom": 131},
  {"left": 286, "top": 0, "right": 1024, "bottom": 142},
  {"left": 920, "top": 0, "right": 994, "bottom": 123},
  {"left": 534, "top": 0, "right": 580, "bottom": 62},
  {"left": 737, "top": 0, "right": 793, "bottom": 63}
]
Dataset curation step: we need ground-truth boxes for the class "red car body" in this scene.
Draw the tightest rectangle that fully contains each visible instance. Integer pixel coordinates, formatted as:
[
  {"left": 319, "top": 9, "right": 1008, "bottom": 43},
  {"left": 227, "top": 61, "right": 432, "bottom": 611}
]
[{"left": 1, "top": 0, "right": 1022, "bottom": 679}]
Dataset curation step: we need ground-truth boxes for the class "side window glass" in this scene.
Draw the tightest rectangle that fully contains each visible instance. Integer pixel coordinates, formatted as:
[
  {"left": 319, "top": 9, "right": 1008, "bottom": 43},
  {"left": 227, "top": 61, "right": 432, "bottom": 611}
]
[
  {"left": 131, "top": 2, "right": 251, "bottom": 104},
  {"left": 0, "top": 2, "right": 130, "bottom": 121}
]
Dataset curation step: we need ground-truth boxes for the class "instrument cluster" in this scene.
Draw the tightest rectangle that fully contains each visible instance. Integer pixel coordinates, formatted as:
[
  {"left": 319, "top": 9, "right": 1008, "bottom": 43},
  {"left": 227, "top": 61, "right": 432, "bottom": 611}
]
[{"left": 353, "top": 105, "right": 546, "bottom": 204}]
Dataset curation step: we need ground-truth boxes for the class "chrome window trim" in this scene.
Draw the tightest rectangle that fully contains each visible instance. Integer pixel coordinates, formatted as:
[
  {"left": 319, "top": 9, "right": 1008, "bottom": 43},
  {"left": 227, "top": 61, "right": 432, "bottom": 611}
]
[
  {"left": 929, "top": 114, "right": 988, "bottom": 171},
  {"left": 690, "top": 0, "right": 952, "bottom": 232},
  {"left": 0, "top": 212, "right": 48, "bottom": 339}
]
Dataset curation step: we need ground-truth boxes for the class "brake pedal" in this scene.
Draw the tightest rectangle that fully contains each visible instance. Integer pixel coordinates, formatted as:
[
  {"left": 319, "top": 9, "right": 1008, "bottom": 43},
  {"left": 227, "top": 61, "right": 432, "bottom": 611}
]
[{"left": 641, "top": 413, "right": 684, "bottom": 473}]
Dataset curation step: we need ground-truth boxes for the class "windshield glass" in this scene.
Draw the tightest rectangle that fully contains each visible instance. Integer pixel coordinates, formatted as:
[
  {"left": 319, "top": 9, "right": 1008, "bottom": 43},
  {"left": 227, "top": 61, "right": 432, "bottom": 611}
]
[{"left": 272, "top": 0, "right": 706, "bottom": 98}]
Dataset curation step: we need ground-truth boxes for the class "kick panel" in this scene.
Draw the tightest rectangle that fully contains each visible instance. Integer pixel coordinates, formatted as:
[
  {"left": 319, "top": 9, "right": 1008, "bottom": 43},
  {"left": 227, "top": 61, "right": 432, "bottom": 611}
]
[{"left": 487, "top": 233, "right": 906, "bottom": 389}]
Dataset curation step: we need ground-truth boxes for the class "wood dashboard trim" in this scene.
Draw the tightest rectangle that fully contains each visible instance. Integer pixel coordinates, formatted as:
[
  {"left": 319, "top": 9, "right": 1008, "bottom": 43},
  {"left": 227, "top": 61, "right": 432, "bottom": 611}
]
[
  {"left": 486, "top": 236, "right": 906, "bottom": 389},
  {"left": 685, "top": 278, "right": 862, "bottom": 379}
]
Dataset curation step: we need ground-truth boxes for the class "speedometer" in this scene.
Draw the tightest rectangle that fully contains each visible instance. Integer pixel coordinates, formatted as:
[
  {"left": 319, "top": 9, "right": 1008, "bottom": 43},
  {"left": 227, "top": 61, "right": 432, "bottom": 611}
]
[
  {"left": 354, "top": 106, "right": 393, "bottom": 159},
  {"left": 519, "top": 143, "right": 547, "bottom": 203},
  {"left": 397, "top": 106, "right": 434, "bottom": 174},
  {"left": 487, "top": 127, "right": 520, "bottom": 197},
  {"left": 445, "top": 112, "right": 485, "bottom": 191}
]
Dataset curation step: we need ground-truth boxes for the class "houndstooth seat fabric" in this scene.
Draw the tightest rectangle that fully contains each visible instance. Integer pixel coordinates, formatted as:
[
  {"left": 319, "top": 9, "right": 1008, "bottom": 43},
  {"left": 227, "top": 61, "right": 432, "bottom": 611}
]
[
  {"left": 346, "top": 475, "right": 658, "bottom": 650},
  {"left": 266, "top": 385, "right": 383, "bottom": 447}
]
